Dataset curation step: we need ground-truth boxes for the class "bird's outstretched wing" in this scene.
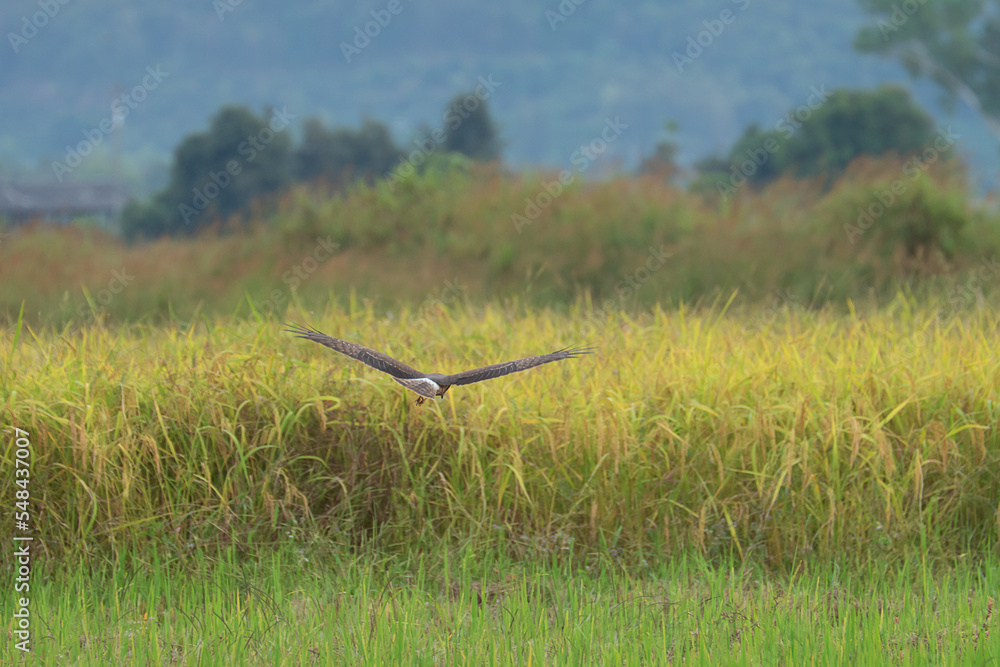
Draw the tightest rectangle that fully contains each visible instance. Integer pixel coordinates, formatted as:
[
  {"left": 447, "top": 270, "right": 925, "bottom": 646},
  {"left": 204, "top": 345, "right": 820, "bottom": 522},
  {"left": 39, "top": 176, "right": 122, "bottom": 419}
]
[
  {"left": 286, "top": 323, "right": 425, "bottom": 379},
  {"left": 440, "top": 346, "right": 595, "bottom": 386}
]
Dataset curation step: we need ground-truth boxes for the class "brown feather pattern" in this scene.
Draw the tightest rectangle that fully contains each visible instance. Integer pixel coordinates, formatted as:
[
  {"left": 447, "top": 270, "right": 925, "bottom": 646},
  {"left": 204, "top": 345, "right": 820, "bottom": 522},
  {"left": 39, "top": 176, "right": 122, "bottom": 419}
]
[
  {"left": 287, "top": 323, "right": 593, "bottom": 402},
  {"left": 438, "top": 347, "right": 596, "bottom": 386},
  {"left": 286, "top": 324, "right": 424, "bottom": 379}
]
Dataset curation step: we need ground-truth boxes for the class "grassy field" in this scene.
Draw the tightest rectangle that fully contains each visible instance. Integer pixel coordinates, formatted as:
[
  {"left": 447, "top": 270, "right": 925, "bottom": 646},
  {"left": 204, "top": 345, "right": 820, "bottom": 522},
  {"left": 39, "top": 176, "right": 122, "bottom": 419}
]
[
  {"left": 2, "top": 161, "right": 1000, "bottom": 663},
  {"left": 4, "top": 548, "right": 998, "bottom": 665},
  {"left": 1, "top": 157, "right": 997, "bottom": 326},
  {"left": 4, "top": 307, "right": 1000, "bottom": 662},
  {"left": 3, "top": 300, "right": 1000, "bottom": 664}
]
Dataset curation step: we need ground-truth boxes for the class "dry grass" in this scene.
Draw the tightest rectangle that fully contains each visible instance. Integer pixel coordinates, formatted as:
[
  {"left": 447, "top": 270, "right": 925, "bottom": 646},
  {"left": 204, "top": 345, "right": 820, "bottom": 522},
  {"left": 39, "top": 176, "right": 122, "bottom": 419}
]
[{"left": 1, "top": 157, "right": 995, "bottom": 326}]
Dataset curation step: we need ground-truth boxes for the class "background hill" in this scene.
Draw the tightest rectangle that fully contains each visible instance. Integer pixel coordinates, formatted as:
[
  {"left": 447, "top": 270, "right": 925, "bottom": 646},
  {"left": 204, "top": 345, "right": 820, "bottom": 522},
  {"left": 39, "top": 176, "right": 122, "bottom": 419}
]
[{"left": 2, "top": 0, "right": 996, "bottom": 196}]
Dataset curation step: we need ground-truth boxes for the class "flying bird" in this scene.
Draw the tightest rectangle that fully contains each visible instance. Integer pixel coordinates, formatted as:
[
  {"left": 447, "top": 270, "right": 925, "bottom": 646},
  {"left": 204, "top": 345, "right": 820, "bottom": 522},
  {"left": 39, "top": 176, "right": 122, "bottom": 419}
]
[{"left": 287, "top": 323, "right": 593, "bottom": 404}]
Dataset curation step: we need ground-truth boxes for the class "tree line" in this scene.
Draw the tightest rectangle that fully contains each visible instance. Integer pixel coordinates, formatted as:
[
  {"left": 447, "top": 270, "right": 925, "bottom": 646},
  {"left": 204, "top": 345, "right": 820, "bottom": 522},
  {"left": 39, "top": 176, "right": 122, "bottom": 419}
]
[
  {"left": 121, "top": 0, "right": 997, "bottom": 240},
  {"left": 121, "top": 90, "right": 502, "bottom": 240}
]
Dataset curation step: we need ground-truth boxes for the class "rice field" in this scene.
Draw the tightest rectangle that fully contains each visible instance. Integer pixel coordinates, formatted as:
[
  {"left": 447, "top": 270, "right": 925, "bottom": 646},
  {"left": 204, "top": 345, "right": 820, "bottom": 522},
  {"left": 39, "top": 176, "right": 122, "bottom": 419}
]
[
  {"left": 3, "top": 276, "right": 1000, "bottom": 664},
  {"left": 5, "top": 297, "right": 1000, "bottom": 562}
]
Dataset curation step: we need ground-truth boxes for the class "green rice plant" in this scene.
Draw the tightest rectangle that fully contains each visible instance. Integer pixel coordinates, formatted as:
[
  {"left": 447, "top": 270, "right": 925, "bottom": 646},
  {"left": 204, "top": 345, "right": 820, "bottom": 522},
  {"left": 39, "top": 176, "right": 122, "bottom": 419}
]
[{"left": 2, "top": 547, "right": 997, "bottom": 665}]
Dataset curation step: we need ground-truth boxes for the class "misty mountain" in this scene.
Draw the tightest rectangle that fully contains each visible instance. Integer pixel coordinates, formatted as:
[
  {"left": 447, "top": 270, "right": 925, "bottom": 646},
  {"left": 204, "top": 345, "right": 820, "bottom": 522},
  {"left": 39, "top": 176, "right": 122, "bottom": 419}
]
[{"left": 2, "top": 0, "right": 995, "bottom": 194}]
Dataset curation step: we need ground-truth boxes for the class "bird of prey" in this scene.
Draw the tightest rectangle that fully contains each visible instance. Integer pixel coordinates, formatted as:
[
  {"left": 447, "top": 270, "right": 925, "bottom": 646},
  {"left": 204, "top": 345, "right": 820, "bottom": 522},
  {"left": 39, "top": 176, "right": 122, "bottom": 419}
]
[{"left": 287, "top": 323, "right": 593, "bottom": 404}]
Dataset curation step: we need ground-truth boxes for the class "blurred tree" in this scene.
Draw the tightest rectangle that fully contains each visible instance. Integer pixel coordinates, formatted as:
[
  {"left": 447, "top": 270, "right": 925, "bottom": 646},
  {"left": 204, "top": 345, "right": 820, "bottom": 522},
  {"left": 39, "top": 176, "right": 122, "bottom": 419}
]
[
  {"left": 295, "top": 117, "right": 401, "bottom": 187},
  {"left": 687, "top": 154, "right": 733, "bottom": 196},
  {"left": 855, "top": 0, "right": 1000, "bottom": 141},
  {"left": 779, "top": 85, "right": 941, "bottom": 181},
  {"left": 638, "top": 120, "right": 682, "bottom": 182},
  {"left": 123, "top": 105, "right": 294, "bottom": 239},
  {"left": 721, "top": 122, "right": 789, "bottom": 187},
  {"left": 442, "top": 92, "right": 503, "bottom": 161},
  {"left": 120, "top": 198, "right": 173, "bottom": 242},
  {"left": 696, "top": 85, "right": 945, "bottom": 197}
]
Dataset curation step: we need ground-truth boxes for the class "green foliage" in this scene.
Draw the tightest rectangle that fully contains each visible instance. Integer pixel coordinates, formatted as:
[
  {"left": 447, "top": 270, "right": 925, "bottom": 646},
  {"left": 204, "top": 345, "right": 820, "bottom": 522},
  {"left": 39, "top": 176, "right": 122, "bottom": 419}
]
[
  {"left": 702, "top": 85, "right": 946, "bottom": 197},
  {"left": 722, "top": 122, "right": 790, "bottom": 187},
  {"left": 121, "top": 91, "right": 498, "bottom": 241},
  {"left": 835, "top": 165, "right": 970, "bottom": 259},
  {"left": 122, "top": 105, "right": 295, "bottom": 240},
  {"left": 419, "top": 150, "right": 474, "bottom": 177},
  {"left": 442, "top": 91, "right": 502, "bottom": 162},
  {"left": 295, "top": 117, "right": 402, "bottom": 186},
  {"left": 5, "top": 158, "right": 999, "bottom": 326},
  {"left": 383, "top": 150, "right": 474, "bottom": 194},
  {"left": 855, "top": 0, "right": 1000, "bottom": 134},
  {"left": 638, "top": 122, "right": 683, "bottom": 182},
  {"left": 120, "top": 198, "right": 174, "bottom": 242},
  {"left": 783, "top": 85, "right": 942, "bottom": 180},
  {"left": 687, "top": 154, "right": 733, "bottom": 196}
]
